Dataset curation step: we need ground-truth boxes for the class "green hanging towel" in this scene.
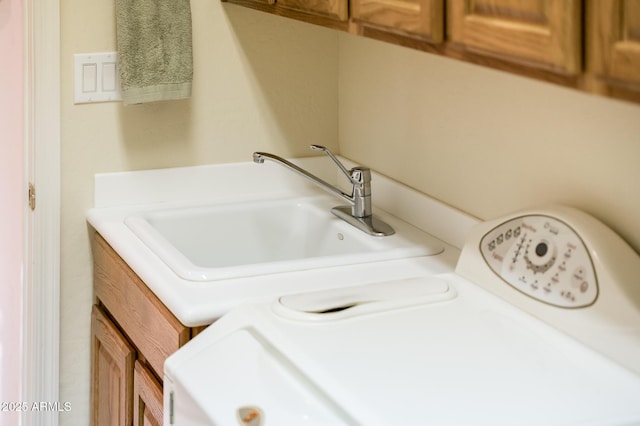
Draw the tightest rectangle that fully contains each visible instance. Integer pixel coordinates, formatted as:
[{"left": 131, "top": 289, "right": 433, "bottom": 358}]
[{"left": 116, "top": 0, "right": 193, "bottom": 105}]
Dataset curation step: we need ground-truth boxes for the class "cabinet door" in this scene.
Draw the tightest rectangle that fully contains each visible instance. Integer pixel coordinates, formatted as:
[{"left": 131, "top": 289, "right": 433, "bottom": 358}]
[
  {"left": 277, "top": 0, "right": 349, "bottom": 21},
  {"left": 352, "top": 0, "right": 444, "bottom": 42},
  {"left": 447, "top": 0, "right": 581, "bottom": 74},
  {"left": 588, "top": 0, "right": 640, "bottom": 89},
  {"left": 92, "top": 306, "right": 135, "bottom": 426},
  {"left": 93, "top": 234, "right": 191, "bottom": 379},
  {"left": 133, "top": 362, "right": 163, "bottom": 426}
]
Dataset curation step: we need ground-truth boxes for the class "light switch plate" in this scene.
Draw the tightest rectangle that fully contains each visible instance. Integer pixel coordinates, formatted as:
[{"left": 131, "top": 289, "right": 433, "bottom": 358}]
[{"left": 74, "top": 52, "right": 122, "bottom": 104}]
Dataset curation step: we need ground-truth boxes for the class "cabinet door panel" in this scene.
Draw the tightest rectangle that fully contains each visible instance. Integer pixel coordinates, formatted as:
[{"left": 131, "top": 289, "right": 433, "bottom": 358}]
[
  {"left": 277, "top": 0, "right": 349, "bottom": 21},
  {"left": 92, "top": 306, "right": 135, "bottom": 426},
  {"left": 352, "top": 0, "right": 444, "bottom": 42},
  {"left": 588, "top": 0, "right": 640, "bottom": 87},
  {"left": 447, "top": 0, "right": 581, "bottom": 74},
  {"left": 133, "top": 362, "right": 163, "bottom": 426},
  {"left": 93, "top": 234, "right": 191, "bottom": 378}
]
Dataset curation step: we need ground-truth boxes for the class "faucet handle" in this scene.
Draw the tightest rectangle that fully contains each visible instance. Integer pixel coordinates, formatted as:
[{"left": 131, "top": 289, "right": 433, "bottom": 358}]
[
  {"left": 310, "top": 145, "right": 364, "bottom": 185},
  {"left": 350, "top": 167, "right": 371, "bottom": 185}
]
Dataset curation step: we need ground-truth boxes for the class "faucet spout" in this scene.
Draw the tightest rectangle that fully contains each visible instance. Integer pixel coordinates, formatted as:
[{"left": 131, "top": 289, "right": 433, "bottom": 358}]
[
  {"left": 253, "top": 151, "right": 353, "bottom": 205},
  {"left": 252, "top": 146, "right": 395, "bottom": 237},
  {"left": 252, "top": 152, "right": 265, "bottom": 164}
]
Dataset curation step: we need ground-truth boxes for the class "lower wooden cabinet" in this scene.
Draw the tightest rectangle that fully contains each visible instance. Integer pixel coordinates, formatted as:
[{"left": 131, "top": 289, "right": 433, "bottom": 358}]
[
  {"left": 91, "top": 306, "right": 135, "bottom": 426},
  {"left": 133, "top": 361, "right": 163, "bottom": 426},
  {"left": 91, "top": 233, "right": 207, "bottom": 426}
]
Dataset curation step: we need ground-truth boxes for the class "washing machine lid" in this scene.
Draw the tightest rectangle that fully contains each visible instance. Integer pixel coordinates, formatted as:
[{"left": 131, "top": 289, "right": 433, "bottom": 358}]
[{"left": 165, "top": 275, "right": 640, "bottom": 426}]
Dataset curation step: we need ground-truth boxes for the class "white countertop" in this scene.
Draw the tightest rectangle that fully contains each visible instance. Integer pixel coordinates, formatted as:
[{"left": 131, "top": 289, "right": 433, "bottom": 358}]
[{"left": 87, "top": 156, "right": 478, "bottom": 326}]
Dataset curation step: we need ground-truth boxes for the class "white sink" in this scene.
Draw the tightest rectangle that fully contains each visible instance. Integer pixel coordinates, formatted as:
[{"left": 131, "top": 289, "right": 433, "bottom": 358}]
[{"left": 124, "top": 196, "right": 443, "bottom": 281}]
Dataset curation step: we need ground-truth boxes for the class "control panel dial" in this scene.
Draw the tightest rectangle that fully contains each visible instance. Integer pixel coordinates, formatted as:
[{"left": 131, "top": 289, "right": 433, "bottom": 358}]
[{"left": 480, "top": 215, "right": 598, "bottom": 308}]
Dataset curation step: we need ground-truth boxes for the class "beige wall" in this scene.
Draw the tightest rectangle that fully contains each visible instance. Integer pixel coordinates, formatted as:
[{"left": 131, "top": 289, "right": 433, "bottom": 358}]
[
  {"left": 338, "top": 33, "right": 640, "bottom": 254},
  {"left": 60, "top": 1, "right": 338, "bottom": 423}
]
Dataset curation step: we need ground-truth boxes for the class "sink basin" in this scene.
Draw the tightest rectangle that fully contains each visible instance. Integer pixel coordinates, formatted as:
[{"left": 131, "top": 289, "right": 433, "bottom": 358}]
[{"left": 124, "top": 196, "right": 443, "bottom": 281}]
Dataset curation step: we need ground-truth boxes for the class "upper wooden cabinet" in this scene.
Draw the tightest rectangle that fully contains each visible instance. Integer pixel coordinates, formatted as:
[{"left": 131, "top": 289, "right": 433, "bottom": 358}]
[
  {"left": 224, "top": 0, "right": 349, "bottom": 30},
  {"left": 223, "top": 0, "right": 640, "bottom": 101},
  {"left": 278, "top": 0, "right": 349, "bottom": 21},
  {"left": 588, "top": 0, "right": 640, "bottom": 93},
  {"left": 352, "top": 0, "right": 444, "bottom": 42},
  {"left": 447, "top": 0, "right": 582, "bottom": 74}
]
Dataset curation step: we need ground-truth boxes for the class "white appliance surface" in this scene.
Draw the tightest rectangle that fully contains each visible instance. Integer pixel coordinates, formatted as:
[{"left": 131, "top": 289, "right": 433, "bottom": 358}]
[{"left": 164, "top": 206, "right": 640, "bottom": 426}]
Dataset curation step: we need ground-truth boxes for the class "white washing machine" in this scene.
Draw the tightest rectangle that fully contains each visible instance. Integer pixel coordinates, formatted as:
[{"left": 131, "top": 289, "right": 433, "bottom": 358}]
[{"left": 164, "top": 206, "right": 640, "bottom": 426}]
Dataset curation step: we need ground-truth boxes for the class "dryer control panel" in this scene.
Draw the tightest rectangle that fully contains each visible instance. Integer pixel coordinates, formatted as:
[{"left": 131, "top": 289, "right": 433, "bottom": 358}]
[
  {"left": 480, "top": 215, "right": 597, "bottom": 308},
  {"left": 457, "top": 205, "right": 640, "bottom": 374}
]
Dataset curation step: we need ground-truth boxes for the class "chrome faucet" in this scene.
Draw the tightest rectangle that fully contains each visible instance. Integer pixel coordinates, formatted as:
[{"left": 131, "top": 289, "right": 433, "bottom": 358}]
[{"left": 253, "top": 145, "right": 394, "bottom": 236}]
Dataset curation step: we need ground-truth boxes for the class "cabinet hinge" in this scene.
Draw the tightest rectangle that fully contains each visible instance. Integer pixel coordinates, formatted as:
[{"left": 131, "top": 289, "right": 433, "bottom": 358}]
[{"left": 28, "top": 183, "right": 36, "bottom": 211}]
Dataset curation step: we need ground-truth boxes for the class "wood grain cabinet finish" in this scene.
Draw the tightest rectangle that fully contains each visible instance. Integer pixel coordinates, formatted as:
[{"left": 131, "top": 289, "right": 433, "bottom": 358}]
[
  {"left": 277, "top": 0, "right": 349, "bottom": 21},
  {"left": 92, "top": 234, "right": 191, "bottom": 378},
  {"left": 352, "top": 0, "right": 444, "bottom": 42},
  {"left": 223, "top": 0, "right": 640, "bottom": 103},
  {"left": 91, "top": 233, "right": 207, "bottom": 426},
  {"left": 588, "top": 0, "right": 640, "bottom": 94},
  {"left": 91, "top": 306, "right": 135, "bottom": 426},
  {"left": 447, "top": 0, "right": 582, "bottom": 74},
  {"left": 133, "top": 361, "right": 164, "bottom": 426}
]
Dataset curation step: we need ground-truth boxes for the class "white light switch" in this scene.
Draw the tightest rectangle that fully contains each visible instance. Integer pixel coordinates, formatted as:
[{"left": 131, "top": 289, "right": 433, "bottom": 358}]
[
  {"left": 82, "top": 64, "right": 97, "bottom": 93},
  {"left": 102, "top": 63, "right": 117, "bottom": 92},
  {"left": 74, "top": 52, "right": 122, "bottom": 104}
]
